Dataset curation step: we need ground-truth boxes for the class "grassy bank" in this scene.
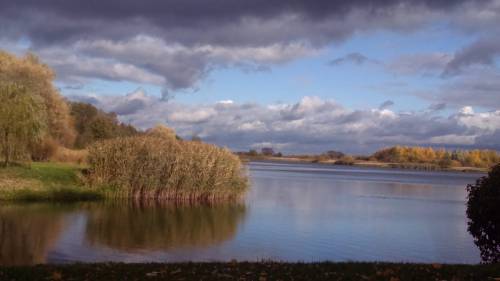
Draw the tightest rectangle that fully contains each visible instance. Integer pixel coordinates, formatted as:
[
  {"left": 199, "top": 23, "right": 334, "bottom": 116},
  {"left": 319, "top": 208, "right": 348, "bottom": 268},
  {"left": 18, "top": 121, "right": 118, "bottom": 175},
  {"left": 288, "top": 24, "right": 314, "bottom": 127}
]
[
  {"left": 0, "top": 162, "right": 102, "bottom": 202},
  {"left": 0, "top": 262, "right": 499, "bottom": 281}
]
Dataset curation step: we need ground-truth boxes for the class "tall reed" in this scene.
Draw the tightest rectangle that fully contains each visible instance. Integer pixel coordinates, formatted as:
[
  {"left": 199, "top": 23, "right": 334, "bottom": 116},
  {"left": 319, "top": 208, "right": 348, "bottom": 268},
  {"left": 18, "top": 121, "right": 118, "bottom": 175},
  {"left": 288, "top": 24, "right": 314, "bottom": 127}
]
[{"left": 86, "top": 134, "right": 247, "bottom": 201}]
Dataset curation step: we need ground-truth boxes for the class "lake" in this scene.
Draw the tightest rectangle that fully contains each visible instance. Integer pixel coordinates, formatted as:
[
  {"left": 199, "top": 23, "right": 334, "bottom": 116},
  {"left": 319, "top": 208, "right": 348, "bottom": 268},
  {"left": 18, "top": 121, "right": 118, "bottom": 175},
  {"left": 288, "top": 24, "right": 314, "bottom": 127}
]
[{"left": 0, "top": 161, "right": 483, "bottom": 265}]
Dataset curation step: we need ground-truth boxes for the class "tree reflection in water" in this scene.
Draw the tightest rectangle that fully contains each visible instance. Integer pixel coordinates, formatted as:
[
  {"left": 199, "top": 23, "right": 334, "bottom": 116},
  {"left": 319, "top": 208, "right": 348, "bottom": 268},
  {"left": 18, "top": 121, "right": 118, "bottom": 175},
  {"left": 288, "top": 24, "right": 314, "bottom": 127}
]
[
  {"left": 0, "top": 204, "right": 67, "bottom": 265},
  {"left": 85, "top": 201, "right": 246, "bottom": 251}
]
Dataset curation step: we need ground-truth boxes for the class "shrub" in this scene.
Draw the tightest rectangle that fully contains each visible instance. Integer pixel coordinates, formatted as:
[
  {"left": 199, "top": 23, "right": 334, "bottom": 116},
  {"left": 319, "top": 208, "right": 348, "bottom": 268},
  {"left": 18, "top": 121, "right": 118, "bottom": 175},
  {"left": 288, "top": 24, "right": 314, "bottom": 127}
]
[
  {"left": 30, "top": 137, "right": 59, "bottom": 162},
  {"left": 145, "top": 124, "right": 176, "bottom": 139},
  {"left": 335, "top": 156, "right": 355, "bottom": 165},
  {"left": 70, "top": 102, "right": 140, "bottom": 148},
  {"left": 86, "top": 135, "right": 247, "bottom": 201},
  {"left": 466, "top": 163, "right": 500, "bottom": 263},
  {"left": 50, "top": 147, "right": 88, "bottom": 164}
]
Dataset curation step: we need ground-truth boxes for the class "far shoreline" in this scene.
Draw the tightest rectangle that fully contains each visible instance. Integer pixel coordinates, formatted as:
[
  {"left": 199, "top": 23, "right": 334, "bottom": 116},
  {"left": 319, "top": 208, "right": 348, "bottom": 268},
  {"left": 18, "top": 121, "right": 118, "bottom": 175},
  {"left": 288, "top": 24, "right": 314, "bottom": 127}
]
[{"left": 241, "top": 155, "right": 488, "bottom": 174}]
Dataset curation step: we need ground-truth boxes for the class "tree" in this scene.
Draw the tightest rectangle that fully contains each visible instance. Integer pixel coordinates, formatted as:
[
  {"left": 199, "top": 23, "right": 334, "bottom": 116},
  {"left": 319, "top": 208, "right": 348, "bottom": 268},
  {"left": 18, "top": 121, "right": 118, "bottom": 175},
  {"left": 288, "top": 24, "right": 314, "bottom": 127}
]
[
  {"left": 466, "top": 163, "right": 500, "bottom": 263},
  {"left": 70, "top": 102, "right": 139, "bottom": 148},
  {"left": 0, "top": 84, "right": 46, "bottom": 166},
  {"left": 326, "top": 150, "right": 344, "bottom": 159},
  {"left": 0, "top": 51, "right": 76, "bottom": 147},
  {"left": 261, "top": 147, "right": 274, "bottom": 156}
]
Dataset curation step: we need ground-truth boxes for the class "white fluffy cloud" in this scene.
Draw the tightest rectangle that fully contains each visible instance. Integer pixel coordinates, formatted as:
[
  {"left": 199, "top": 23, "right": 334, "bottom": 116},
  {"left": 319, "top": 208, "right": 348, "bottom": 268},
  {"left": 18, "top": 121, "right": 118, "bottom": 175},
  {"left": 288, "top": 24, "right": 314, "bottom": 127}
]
[
  {"left": 36, "top": 36, "right": 316, "bottom": 91},
  {"left": 70, "top": 89, "right": 500, "bottom": 154}
]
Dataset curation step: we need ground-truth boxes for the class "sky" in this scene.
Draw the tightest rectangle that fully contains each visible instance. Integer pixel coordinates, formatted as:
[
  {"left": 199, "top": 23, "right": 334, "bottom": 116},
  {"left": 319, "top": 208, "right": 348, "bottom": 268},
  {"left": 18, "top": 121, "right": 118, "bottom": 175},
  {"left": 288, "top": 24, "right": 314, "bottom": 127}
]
[{"left": 1, "top": 0, "right": 500, "bottom": 154}]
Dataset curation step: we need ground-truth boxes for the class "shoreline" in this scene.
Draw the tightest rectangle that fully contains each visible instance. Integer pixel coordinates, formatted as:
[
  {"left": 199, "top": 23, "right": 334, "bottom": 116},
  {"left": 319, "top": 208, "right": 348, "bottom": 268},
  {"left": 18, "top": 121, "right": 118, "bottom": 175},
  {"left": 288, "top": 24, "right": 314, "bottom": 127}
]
[
  {"left": 0, "top": 158, "right": 486, "bottom": 203},
  {"left": 0, "top": 262, "right": 498, "bottom": 280},
  {"left": 241, "top": 156, "right": 488, "bottom": 173}
]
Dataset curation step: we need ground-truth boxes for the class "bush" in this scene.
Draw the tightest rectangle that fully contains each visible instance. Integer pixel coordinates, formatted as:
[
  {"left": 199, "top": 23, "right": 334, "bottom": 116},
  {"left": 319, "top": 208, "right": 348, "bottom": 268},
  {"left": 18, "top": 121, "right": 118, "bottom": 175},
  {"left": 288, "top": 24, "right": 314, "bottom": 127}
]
[
  {"left": 70, "top": 102, "right": 139, "bottom": 148},
  {"left": 86, "top": 135, "right": 247, "bottom": 202},
  {"left": 335, "top": 156, "right": 355, "bottom": 165},
  {"left": 466, "top": 163, "right": 500, "bottom": 263},
  {"left": 30, "top": 138, "right": 59, "bottom": 162},
  {"left": 50, "top": 147, "right": 88, "bottom": 164}
]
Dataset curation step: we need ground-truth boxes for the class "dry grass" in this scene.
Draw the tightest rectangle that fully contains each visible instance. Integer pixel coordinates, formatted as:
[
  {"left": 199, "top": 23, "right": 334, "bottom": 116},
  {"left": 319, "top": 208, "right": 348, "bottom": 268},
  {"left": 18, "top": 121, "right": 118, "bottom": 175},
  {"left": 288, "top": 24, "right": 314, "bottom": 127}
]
[
  {"left": 50, "top": 146, "right": 88, "bottom": 164},
  {"left": 86, "top": 135, "right": 248, "bottom": 202}
]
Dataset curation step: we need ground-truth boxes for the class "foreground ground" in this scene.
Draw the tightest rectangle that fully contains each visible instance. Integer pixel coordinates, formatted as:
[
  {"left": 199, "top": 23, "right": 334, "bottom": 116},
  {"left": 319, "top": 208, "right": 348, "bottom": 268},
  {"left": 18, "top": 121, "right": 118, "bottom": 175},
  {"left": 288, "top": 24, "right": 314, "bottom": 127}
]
[{"left": 0, "top": 262, "right": 499, "bottom": 281}]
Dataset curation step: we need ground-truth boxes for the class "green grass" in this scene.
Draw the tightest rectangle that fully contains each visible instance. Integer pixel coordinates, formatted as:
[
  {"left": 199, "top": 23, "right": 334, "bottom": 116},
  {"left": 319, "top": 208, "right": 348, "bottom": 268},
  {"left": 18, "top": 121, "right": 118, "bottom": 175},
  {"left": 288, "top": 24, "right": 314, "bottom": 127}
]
[
  {"left": 0, "top": 162, "right": 104, "bottom": 202},
  {"left": 0, "top": 262, "right": 499, "bottom": 281}
]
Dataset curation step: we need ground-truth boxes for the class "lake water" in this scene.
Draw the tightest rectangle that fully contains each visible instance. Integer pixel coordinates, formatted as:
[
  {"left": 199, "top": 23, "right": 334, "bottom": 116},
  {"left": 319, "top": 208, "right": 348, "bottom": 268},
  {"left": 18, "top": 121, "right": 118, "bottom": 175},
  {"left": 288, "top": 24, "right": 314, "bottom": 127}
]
[{"left": 0, "top": 161, "right": 484, "bottom": 265}]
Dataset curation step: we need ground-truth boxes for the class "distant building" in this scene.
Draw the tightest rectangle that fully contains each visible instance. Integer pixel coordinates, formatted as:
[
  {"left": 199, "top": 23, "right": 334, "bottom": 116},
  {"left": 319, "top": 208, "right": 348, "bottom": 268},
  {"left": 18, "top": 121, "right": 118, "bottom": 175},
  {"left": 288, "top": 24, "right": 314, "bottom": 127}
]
[{"left": 261, "top": 147, "right": 275, "bottom": 156}]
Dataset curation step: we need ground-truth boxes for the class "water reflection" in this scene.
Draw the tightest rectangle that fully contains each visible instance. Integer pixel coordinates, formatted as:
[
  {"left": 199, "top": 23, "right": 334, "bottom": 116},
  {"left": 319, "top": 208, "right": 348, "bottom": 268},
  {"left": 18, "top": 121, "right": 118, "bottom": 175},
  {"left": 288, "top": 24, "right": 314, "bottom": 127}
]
[
  {"left": 0, "top": 204, "right": 68, "bottom": 265},
  {"left": 84, "top": 201, "right": 246, "bottom": 251},
  {"left": 0, "top": 163, "right": 484, "bottom": 264}
]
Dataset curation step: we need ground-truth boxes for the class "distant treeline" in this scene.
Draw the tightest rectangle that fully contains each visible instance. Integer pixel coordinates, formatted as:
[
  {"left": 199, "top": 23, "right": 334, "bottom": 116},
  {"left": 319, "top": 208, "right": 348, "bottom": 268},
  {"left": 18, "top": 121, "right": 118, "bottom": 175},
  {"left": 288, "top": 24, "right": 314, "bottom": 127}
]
[
  {"left": 372, "top": 146, "right": 500, "bottom": 169},
  {"left": 239, "top": 146, "right": 499, "bottom": 169}
]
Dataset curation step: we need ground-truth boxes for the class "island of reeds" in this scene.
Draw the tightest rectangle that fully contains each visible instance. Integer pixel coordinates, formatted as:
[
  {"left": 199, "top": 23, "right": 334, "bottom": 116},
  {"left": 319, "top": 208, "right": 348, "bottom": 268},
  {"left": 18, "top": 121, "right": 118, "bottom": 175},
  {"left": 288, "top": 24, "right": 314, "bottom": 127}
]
[
  {"left": 0, "top": 50, "right": 247, "bottom": 202},
  {"left": 86, "top": 129, "right": 247, "bottom": 201}
]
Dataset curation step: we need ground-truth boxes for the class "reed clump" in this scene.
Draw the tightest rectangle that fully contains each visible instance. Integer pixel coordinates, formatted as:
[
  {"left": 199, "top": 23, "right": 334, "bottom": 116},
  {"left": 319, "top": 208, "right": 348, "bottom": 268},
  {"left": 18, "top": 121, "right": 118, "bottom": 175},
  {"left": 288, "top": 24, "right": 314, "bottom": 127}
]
[{"left": 86, "top": 132, "right": 247, "bottom": 202}]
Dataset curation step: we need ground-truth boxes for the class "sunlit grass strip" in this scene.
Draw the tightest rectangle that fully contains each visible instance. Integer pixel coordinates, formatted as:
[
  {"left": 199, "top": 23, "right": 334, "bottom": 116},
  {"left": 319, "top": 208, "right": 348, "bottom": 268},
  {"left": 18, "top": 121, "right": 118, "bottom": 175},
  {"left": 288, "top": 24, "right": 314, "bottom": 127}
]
[
  {"left": 86, "top": 136, "right": 248, "bottom": 202},
  {"left": 0, "top": 162, "right": 104, "bottom": 202}
]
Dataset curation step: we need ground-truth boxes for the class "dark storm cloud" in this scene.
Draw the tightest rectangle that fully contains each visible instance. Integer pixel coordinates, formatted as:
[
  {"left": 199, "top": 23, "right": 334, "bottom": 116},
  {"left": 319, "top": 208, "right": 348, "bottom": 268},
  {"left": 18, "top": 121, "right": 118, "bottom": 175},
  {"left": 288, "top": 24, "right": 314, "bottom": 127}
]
[
  {"left": 1, "top": 0, "right": 498, "bottom": 95},
  {"left": 0, "top": 0, "right": 482, "bottom": 45}
]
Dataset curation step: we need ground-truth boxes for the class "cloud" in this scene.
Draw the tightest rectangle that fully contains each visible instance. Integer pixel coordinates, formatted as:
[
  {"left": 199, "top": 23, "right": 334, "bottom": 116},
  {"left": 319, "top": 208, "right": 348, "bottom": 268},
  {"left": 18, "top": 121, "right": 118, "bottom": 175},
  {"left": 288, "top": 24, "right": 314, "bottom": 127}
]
[
  {"left": 2, "top": 0, "right": 499, "bottom": 92},
  {"left": 69, "top": 91, "right": 500, "bottom": 154},
  {"left": 417, "top": 69, "right": 500, "bottom": 109},
  {"left": 443, "top": 37, "right": 500, "bottom": 76},
  {"left": 388, "top": 53, "right": 453, "bottom": 76},
  {"left": 34, "top": 35, "right": 316, "bottom": 91},
  {"left": 428, "top": 103, "right": 447, "bottom": 111},
  {"left": 328, "top": 52, "right": 379, "bottom": 66},
  {"left": 1, "top": 1, "right": 479, "bottom": 46},
  {"left": 379, "top": 100, "right": 395, "bottom": 110}
]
